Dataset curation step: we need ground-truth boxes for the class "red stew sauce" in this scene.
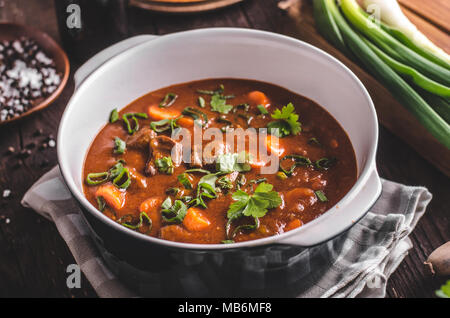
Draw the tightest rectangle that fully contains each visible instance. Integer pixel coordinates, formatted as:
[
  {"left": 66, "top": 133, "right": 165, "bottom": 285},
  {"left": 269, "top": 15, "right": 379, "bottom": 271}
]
[{"left": 83, "top": 79, "right": 357, "bottom": 244}]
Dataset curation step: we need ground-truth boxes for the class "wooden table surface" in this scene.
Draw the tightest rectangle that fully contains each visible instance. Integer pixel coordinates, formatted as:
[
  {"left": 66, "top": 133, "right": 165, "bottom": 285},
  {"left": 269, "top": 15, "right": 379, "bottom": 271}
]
[{"left": 0, "top": 0, "right": 448, "bottom": 298}]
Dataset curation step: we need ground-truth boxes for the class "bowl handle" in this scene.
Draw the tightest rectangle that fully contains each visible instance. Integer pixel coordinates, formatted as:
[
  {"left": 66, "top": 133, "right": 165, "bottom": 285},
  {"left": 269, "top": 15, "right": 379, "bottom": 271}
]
[
  {"left": 74, "top": 35, "right": 158, "bottom": 90},
  {"left": 276, "top": 167, "right": 382, "bottom": 247}
]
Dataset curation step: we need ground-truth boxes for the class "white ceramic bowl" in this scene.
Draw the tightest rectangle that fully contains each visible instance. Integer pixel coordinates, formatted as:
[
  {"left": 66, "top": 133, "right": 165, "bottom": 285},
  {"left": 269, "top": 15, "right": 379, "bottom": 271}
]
[{"left": 58, "top": 28, "right": 381, "bottom": 249}]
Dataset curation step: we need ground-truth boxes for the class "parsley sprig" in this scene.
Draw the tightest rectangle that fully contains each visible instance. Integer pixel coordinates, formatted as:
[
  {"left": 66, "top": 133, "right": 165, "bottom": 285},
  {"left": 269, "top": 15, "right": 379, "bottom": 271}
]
[
  {"left": 226, "top": 182, "right": 281, "bottom": 238},
  {"left": 197, "top": 84, "right": 234, "bottom": 114},
  {"left": 267, "top": 103, "right": 301, "bottom": 137},
  {"left": 436, "top": 280, "right": 450, "bottom": 298}
]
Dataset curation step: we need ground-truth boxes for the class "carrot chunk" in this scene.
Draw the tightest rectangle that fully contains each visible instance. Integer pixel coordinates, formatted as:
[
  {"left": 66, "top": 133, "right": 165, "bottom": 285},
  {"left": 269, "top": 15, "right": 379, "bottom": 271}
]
[
  {"left": 285, "top": 219, "right": 303, "bottom": 232},
  {"left": 139, "top": 197, "right": 162, "bottom": 214},
  {"left": 139, "top": 197, "right": 162, "bottom": 234},
  {"left": 248, "top": 91, "right": 270, "bottom": 107},
  {"left": 183, "top": 208, "right": 211, "bottom": 232},
  {"left": 286, "top": 188, "right": 315, "bottom": 201},
  {"left": 95, "top": 184, "right": 125, "bottom": 210},
  {"left": 148, "top": 105, "right": 194, "bottom": 128}
]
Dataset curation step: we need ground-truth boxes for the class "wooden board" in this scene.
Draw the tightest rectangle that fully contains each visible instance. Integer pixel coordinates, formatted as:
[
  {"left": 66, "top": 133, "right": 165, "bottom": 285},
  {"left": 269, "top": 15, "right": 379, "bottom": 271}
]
[
  {"left": 282, "top": 0, "right": 450, "bottom": 177},
  {"left": 129, "top": 0, "right": 243, "bottom": 13}
]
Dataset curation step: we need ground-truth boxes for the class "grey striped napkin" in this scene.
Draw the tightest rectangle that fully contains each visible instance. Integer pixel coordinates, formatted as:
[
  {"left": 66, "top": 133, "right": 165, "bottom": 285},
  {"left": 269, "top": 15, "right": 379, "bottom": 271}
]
[{"left": 21, "top": 166, "right": 432, "bottom": 298}]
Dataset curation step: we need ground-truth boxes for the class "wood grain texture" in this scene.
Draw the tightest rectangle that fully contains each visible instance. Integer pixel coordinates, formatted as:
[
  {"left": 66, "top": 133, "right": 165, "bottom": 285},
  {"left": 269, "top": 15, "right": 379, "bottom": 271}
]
[
  {"left": 0, "top": 0, "right": 448, "bottom": 298},
  {"left": 399, "top": 0, "right": 450, "bottom": 33}
]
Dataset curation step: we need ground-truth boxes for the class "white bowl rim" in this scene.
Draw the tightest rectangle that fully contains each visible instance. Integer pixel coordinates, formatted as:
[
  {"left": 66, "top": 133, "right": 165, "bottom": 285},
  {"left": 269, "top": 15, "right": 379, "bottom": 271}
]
[{"left": 57, "top": 27, "right": 379, "bottom": 250}]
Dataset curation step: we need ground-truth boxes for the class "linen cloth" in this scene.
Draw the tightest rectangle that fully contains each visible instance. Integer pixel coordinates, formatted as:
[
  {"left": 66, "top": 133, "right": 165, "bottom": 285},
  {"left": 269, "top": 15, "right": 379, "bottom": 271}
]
[{"left": 21, "top": 166, "right": 432, "bottom": 298}]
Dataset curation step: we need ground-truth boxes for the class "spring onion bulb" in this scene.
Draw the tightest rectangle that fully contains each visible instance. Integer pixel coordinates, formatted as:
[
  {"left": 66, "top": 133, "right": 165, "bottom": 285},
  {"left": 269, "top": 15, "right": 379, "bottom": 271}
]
[
  {"left": 340, "top": 0, "right": 450, "bottom": 87},
  {"left": 362, "top": 0, "right": 450, "bottom": 67},
  {"left": 313, "top": 0, "right": 450, "bottom": 148}
]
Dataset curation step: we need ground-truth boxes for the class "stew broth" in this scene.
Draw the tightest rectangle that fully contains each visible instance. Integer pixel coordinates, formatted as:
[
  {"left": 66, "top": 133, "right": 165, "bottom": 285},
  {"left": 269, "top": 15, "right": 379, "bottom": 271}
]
[{"left": 83, "top": 79, "right": 357, "bottom": 244}]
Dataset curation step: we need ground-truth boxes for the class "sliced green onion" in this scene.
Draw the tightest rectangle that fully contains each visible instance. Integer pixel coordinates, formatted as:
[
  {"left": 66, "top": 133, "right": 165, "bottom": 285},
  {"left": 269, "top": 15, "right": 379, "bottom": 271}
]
[
  {"left": 276, "top": 171, "right": 288, "bottom": 180},
  {"left": 113, "top": 137, "right": 126, "bottom": 154},
  {"left": 198, "top": 96, "right": 206, "bottom": 108},
  {"left": 315, "top": 157, "right": 337, "bottom": 171},
  {"left": 96, "top": 196, "right": 106, "bottom": 212},
  {"left": 112, "top": 167, "right": 131, "bottom": 189},
  {"left": 279, "top": 155, "right": 312, "bottom": 176},
  {"left": 182, "top": 107, "right": 208, "bottom": 125},
  {"left": 108, "top": 160, "right": 126, "bottom": 180},
  {"left": 161, "top": 198, "right": 188, "bottom": 223},
  {"left": 86, "top": 172, "right": 109, "bottom": 185},
  {"left": 184, "top": 168, "right": 212, "bottom": 174},
  {"left": 315, "top": 190, "right": 328, "bottom": 202},
  {"left": 150, "top": 115, "right": 183, "bottom": 133},
  {"left": 155, "top": 156, "right": 174, "bottom": 175},
  {"left": 119, "top": 212, "right": 152, "bottom": 232},
  {"left": 109, "top": 108, "right": 119, "bottom": 123},
  {"left": 159, "top": 93, "right": 178, "bottom": 108},
  {"left": 178, "top": 173, "right": 193, "bottom": 189},
  {"left": 122, "top": 113, "right": 148, "bottom": 134},
  {"left": 250, "top": 178, "right": 267, "bottom": 184},
  {"left": 197, "top": 84, "right": 224, "bottom": 95},
  {"left": 221, "top": 240, "right": 234, "bottom": 244},
  {"left": 226, "top": 217, "right": 260, "bottom": 239},
  {"left": 257, "top": 104, "right": 269, "bottom": 115}
]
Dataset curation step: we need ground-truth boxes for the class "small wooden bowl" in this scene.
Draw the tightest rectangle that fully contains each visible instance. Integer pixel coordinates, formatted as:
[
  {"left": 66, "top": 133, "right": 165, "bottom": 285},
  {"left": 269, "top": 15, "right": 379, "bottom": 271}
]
[
  {"left": 129, "top": 0, "right": 244, "bottom": 14},
  {"left": 0, "top": 23, "right": 70, "bottom": 126}
]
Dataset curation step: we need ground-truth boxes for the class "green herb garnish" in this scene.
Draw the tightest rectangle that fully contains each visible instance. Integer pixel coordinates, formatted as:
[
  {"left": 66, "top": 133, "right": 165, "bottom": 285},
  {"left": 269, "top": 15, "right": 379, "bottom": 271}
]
[
  {"left": 182, "top": 107, "right": 208, "bottom": 125},
  {"left": 150, "top": 116, "right": 183, "bottom": 133},
  {"left": 218, "top": 176, "right": 233, "bottom": 192},
  {"left": 109, "top": 108, "right": 119, "bottom": 123},
  {"left": 96, "top": 196, "right": 106, "bottom": 212},
  {"left": 279, "top": 155, "right": 312, "bottom": 176},
  {"left": 113, "top": 137, "right": 126, "bottom": 154},
  {"left": 197, "top": 84, "right": 225, "bottom": 95},
  {"left": 112, "top": 166, "right": 131, "bottom": 189},
  {"left": 315, "top": 190, "right": 328, "bottom": 202},
  {"left": 250, "top": 178, "right": 267, "bottom": 185},
  {"left": 210, "top": 94, "right": 233, "bottom": 114},
  {"left": 257, "top": 104, "right": 269, "bottom": 115},
  {"left": 227, "top": 182, "right": 282, "bottom": 220},
  {"left": 155, "top": 156, "right": 174, "bottom": 175},
  {"left": 178, "top": 173, "right": 193, "bottom": 189},
  {"left": 436, "top": 280, "right": 450, "bottom": 298},
  {"left": 216, "top": 152, "right": 252, "bottom": 173},
  {"left": 198, "top": 96, "right": 206, "bottom": 108},
  {"left": 122, "top": 112, "right": 148, "bottom": 134},
  {"left": 159, "top": 93, "right": 178, "bottom": 108},
  {"left": 267, "top": 103, "right": 301, "bottom": 137},
  {"left": 161, "top": 197, "right": 188, "bottom": 223},
  {"left": 315, "top": 157, "right": 337, "bottom": 170},
  {"left": 86, "top": 160, "right": 131, "bottom": 190},
  {"left": 118, "top": 212, "right": 152, "bottom": 233},
  {"left": 86, "top": 172, "right": 109, "bottom": 185}
]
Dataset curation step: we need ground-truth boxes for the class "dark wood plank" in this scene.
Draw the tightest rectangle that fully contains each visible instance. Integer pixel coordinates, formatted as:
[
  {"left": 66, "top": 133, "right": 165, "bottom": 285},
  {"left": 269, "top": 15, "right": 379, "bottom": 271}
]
[
  {"left": 399, "top": 0, "right": 450, "bottom": 33},
  {"left": 401, "top": 5, "right": 450, "bottom": 54}
]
